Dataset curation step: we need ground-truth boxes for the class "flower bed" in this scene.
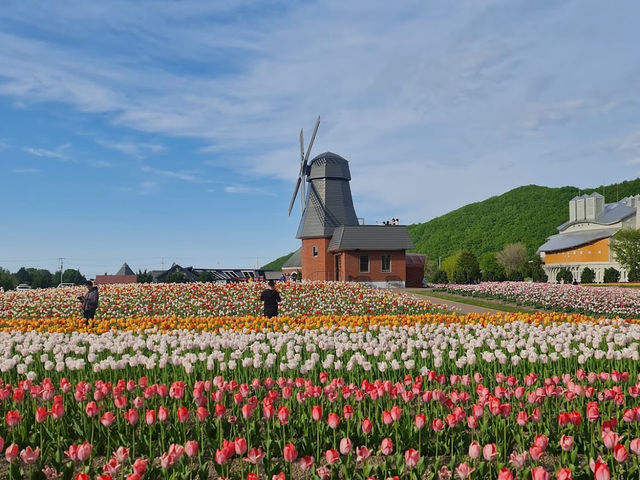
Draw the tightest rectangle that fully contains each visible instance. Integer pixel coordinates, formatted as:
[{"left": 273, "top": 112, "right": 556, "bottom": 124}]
[{"left": 434, "top": 281, "right": 640, "bottom": 317}]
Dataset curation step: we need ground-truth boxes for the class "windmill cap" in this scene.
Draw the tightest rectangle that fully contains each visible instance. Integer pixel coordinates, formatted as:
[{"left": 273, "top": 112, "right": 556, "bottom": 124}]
[{"left": 307, "top": 152, "right": 351, "bottom": 181}]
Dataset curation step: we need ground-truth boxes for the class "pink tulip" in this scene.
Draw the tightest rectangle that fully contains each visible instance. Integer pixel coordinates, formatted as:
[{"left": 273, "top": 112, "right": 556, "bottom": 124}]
[
  {"left": 516, "top": 411, "right": 528, "bottom": 426},
  {"left": 455, "top": 462, "right": 474, "bottom": 479},
  {"left": 214, "top": 448, "right": 228, "bottom": 465},
  {"left": 529, "top": 446, "right": 545, "bottom": 461},
  {"left": 530, "top": 466, "right": 549, "bottom": 480},
  {"left": 432, "top": 418, "right": 444, "bottom": 432},
  {"left": 362, "top": 418, "right": 372, "bottom": 434},
  {"left": 244, "top": 448, "right": 265, "bottom": 464},
  {"left": 613, "top": 444, "right": 628, "bottom": 463},
  {"left": 114, "top": 446, "right": 130, "bottom": 463},
  {"left": 312, "top": 405, "right": 322, "bottom": 421},
  {"left": 556, "top": 468, "right": 571, "bottom": 480},
  {"left": 77, "top": 442, "right": 92, "bottom": 462},
  {"left": 593, "top": 460, "right": 610, "bottom": 480},
  {"left": 158, "top": 406, "right": 169, "bottom": 422},
  {"left": 299, "top": 456, "right": 314, "bottom": 471},
  {"left": 20, "top": 446, "right": 40, "bottom": 464},
  {"left": 560, "top": 435, "right": 574, "bottom": 452},
  {"left": 466, "top": 416, "right": 478, "bottom": 429},
  {"left": 277, "top": 406, "right": 290, "bottom": 425},
  {"left": 483, "top": 443, "right": 498, "bottom": 462},
  {"left": 234, "top": 437, "right": 247, "bottom": 456},
  {"left": 316, "top": 466, "right": 330, "bottom": 479},
  {"left": 283, "top": 443, "right": 297, "bottom": 462},
  {"left": 5, "top": 443, "right": 19, "bottom": 462},
  {"left": 185, "top": 440, "right": 198, "bottom": 458},
  {"left": 533, "top": 434, "right": 548, "bottom": 450},
  {"left": 356, "top": 446, "right": 372, "bottom": 462},
  {"left": 85, "top": 402, "right": 99, "bottom": 417},
  {"left": 414, "top": 413, "right": 426, "bottom": 429},
  {"left": 103, "top": 457, "right": 121, "bottom": 475},
  {"left": 404, "top": 448, "right": 419, "bottom": 468},
  {"left": 132, "top": 458, "right": 148, "bottom": 475},
  {"left": 382, "top": 410, "right": 393, "bottom": 425},
  {"left": 602, "top": 431, "right": 622, "bottom": 449},
  {"left": 339, "top": 438, "right": 352, "bottom": 455},
  {"left": 124, "top": 408, "right": 138, "bottom": 425},
  {"left": 145, "top": 409, "right": 155, "bottom": 425},
  {"left": 325, "top": 449, "right": 340, "bottom": 465},
  {"left": 381, "top": 438, "right": 393, "bottom": 456},
  {"left": 468, "top": 441, "right": 481, "bottom": 459},
  {"left": 101, "top": 411, "right": 115, "bottom": 427},
  {"left": 630, "top": 438, "right": 640, "bottom": 455},
  {"left": 327, "top": 413, "right": 340, "bottom": 429},
  {"left": 5, "top": 410, "right": 21, "bottom": 427}
]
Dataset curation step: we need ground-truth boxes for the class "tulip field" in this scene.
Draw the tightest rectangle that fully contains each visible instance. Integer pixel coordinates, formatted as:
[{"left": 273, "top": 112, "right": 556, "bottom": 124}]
[
  {"left": 0, "top": 282, "right": 639, "bottom": 479},
  {"left": 433, "top": 281, "right": 640, "bottom": 318}
]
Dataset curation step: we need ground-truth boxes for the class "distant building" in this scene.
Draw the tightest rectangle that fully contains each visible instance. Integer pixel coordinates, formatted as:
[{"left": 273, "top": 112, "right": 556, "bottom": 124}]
[
  {"left": 94, "top": 262, "right": 137, "bottom": 285},
  {"left": 150, "top": 263, "right": 266, "bottom": 283},
  {"left": 538, "top": 193, "right": 640, "bottom": 282}
]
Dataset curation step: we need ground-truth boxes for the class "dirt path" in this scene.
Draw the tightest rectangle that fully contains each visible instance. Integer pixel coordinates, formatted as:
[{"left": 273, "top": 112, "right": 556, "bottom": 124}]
[{"left": 395, "top": 289, "right": 504, "bottom": 315}]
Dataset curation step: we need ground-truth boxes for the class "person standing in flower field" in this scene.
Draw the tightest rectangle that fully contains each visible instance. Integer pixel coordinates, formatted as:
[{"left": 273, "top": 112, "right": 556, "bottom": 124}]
[
  {"left": 77, "top": 280, "right": 99, "bottom": 324},
  {"left": 259, "top": 279, "right": 281, "bottom": 318}
]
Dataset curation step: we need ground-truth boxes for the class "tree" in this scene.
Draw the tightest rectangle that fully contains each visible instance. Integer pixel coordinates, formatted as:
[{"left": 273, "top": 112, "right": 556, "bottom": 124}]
[
  {"left": 165, "top": 271, "right": 186, "bottom": 283},
  {"left": 496, "top": 243, "right": 528, "bottom": 276},
  {"left": 0, "top": 267, "right": 17, "bottom": 291},
  {"left": 28, "top": 269, "right": 55, "bottom": 288},
  {"left": 525, "top": 256, "right": 547, "bottom": 283},
  {"left": 610, "top": 229, "right": 640, "bottom": 281},
  {"left": 556, "top": 268, "right": 573, "bottom": 284},
  {"left": 62, "top": 269, "right": 87, "bottom": 285},
  {"left": 15, "top": 267, "right": 32, "bottom": 285},
  {"left": 479, "top": 252, "right": 505, "bottom": 281},
  {"left": 453, "top": 251, "right": 481, "bottom": 284},
  {"left": 198, "top": 271, "right": 216, "bottom": 283},
  {"left": 580, "top": 267, "right": 595, "bottom": 284},
  {"left": 423, "top": 259, "right": 438, "bottom": 283},
  {"left": 137, "top": 270, "right": 153, "bottom": 283},
  {"left": 604, "top": 267, "right": 620, "bottom": 283},
  {"left": 441, "top": 252, "right": 462, "bottom": 285}
]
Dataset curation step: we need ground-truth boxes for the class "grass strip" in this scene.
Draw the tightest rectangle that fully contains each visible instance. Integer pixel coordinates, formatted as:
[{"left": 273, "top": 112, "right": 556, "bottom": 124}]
[{"left": 408, "top": 290, "right": 540, "bottom": 314}]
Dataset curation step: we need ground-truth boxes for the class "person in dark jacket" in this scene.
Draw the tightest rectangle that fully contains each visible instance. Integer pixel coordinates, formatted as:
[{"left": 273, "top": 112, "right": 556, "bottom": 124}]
[
  {"left": 259, "top": 280, "right": 281, "bottom": 318},
  {"left": 78, "top": 280, "right": 99, "bottom": 322}
]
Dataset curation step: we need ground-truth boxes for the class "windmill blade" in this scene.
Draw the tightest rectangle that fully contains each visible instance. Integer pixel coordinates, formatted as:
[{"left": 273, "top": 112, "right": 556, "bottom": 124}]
[
  {"left": 288, "top": 176, "right": 302, "bottom": 216},
  {"left": 299, "top": 128, "right": 305, "bottom": 165},
  {"left": 302, "top": 115, "right": 321, "bottom": 165}
]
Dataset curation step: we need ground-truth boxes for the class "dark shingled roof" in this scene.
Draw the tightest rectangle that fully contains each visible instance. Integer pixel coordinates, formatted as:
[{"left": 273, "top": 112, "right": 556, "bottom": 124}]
[
  {"left": 282, "top": 247, "right": 302, "bottom": 268},
  {"left": 328, "top": 225, "right": 415, "bottom": 252},
  {"left": 116, "top": 262, "right": 135, "bottom": 276}
]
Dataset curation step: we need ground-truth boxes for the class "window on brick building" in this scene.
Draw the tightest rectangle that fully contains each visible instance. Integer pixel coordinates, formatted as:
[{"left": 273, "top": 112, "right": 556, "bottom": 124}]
[
  {"left": 312, "top": 246, "right": 318, "bottom": 257},
  {"left": 359, "top": 255, "right": 369, "bottom": 273},
  {"left": 381, "top": 254, "right": 391, "bottom": 273}
]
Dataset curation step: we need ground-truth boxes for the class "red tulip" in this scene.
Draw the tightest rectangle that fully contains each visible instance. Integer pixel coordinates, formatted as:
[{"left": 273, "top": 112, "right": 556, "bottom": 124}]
[
  {"left": 244, "top": 447, "right": 265, "bottom": 464},
  {"left": 235, "top": 437, "right": 247, "bottom": 456},
  {"left": 497, "top": 468, "right": 515, "bottom": 480},
  {"left": 214, "top": 448, "right": 228, "bottom": 465},
  {"left": 613, "top": 444, "right": 628, "bottom": 463},
  {"left": 114, "top": 446, "right": 130, "bottom": 463},
  {"left": 158, "top": 406, "right": 169, "bottom": 422},
  {"left": 593, "top": 460, "right": 610, "bottom": 480},
  {"left": 414, "top": 413, "right": 426, "bottom": 430},
  {"left": 516, "top": 411, "right": 528, "bottom": 426},
  {"left": 145, "top": 409, "right": 155, "bottom": 425},
  {"left": 75, "top": 474, "right": 90, "bottom": 480},
  {"left": 124, "top": 408, "right": 138, "bottom": 425},
  {"left": 382, "top": 410, "right": 393, "bottom": 425},
  {"left": 5, "top": 410, "right": 21, "bottom": 427},
  {"left": 85, "top": 401, "right": 99, "bottom": 417},
  {"left": 312, "top": 405, "right": 322, "bottom": 421},
  {"left": 51, "top": 402, "right": 64, "bottom": 420},
  {"left": 586, "top": 402, "right": 599, "bottom": 422},
  {"left": 404, "top": 448, "right": 419, "bottom": 468},
  {"left": 529, "top": 445, "right": 545, "bottom": 461},
  {"left": 556, "top": 468, "right": 571, "bottom": 480},
  {"left": 380, "top": 438, "right": 393, "bottom": 456},
  {"left": 530, "top": 466, "right": 549, "bottom": 480},
  {"left": 324, "top": 449, "right": 340, "bottom": 465},
  {"left": 327, "top": 413, "right": 340, "bottom": 429},
  {"left": 132, "top": 458, "right": 148, "bottom": 475},
  {"left": 432, "top": 418, "right": 444, "bottom": 432},
  {"left": 283, "top": 443, "right": 297, "bottom": 462},
  {"left": 277, "top": 406, "right": 290, "bottom": 425},
  {"left": 361, "top": 418, "right": 372, "bottom": 434},
  {"left": 177, "top": 406, "right": 189, "bottom": 423},
  {"left": 5, "top": 443, "right": 19, "bottom": 462},
  {"left": 35, "top": 406, "right": 49, "bottom": 423},
  {"left": 247, "top": 473, "right": 259, "bottom": 480},
  {"left": 533, "top": 434, "right": 549, "bottom": 450},
  {"left": 101, "top": 411, "right": 115, "bottom": 427}
]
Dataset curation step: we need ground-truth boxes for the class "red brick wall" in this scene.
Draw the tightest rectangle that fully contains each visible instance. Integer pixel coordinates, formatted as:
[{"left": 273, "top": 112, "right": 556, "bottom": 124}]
[
  {"left": 301, "top": 238, "right": 333, "bottom": 281},
  {"left": 342, "top": 250, "right": 406, "bottom": 282},
  {"left": 95, "top": 275, "right": 137, "bottom": 285}
]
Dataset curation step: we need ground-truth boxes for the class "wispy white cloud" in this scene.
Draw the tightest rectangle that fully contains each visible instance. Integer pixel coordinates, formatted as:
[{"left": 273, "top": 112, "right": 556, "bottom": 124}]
[
  {"left": 224, "top": 185, "right": 275, "bottom": 196},
  {"left": 142, "top": 165, "right": 211, "bottom": 183},
  {"left": 96, "top": 139, "right": 165, "bottom": 157},
  {"left": 13, "top": 167, "right": 41, "bottom": 174},
  {"left": 22, "top": 143, "right": 70, "bottom": 160}
]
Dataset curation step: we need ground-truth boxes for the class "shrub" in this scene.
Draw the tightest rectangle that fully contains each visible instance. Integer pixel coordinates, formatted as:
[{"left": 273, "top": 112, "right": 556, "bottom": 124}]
[
  {"left": 453, "top": 251, "right": 481, "bottom": 284},
  {"left": 580, "top": 267, "right": 595, "bottom": 284},
  {"left": 479, "top": 252, "right": 505, "bottom": 281},
  {"left": 604, "top": 267, "right": 620, "bottom": 283},
  {"left": 556, "top": 268, "right": 573, "bottom": 284},
  {"left": 431, "top": 269, "right": 449, "bottom": 284}
]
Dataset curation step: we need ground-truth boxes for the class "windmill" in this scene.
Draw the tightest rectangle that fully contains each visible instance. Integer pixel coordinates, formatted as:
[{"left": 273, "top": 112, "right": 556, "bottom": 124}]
[
  {"left": 287, "top": 117, "right": 359, "bottom": 239},
  {"left": 288, "top": 115, "right": 321, "bottom": 216}
]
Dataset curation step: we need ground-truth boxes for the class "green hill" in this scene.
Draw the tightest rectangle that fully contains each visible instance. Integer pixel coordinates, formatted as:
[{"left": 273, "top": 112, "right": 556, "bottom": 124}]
[
  {"left": 409, "top": 178, "right": 640, "bottom": 261},
  {"left": 261, "top": 251, "right": 295, "bottom": 270},
  {"left": 263, "top": 178, "right": 640, "bottom": 266}
]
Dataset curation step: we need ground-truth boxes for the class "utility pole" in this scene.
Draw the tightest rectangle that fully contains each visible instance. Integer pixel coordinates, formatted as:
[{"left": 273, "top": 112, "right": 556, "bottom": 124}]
[
  {"left": 161, "top": 257, "right": 165, "bottom": 270},
  {"left": 57, "top": 257, "right": 65, "bottom": 284}
]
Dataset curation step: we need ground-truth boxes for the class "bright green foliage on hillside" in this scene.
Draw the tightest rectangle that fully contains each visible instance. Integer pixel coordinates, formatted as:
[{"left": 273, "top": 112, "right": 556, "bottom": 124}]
[
  {"left": 261, "top": 251, "right": 296, "bottom": 271},
  {"left": 408, "top": 178, "right": 640, "bottom": 262}
]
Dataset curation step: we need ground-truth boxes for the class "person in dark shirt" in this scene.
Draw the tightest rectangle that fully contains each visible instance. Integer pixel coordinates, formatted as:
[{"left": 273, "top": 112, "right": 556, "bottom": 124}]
[
  {"left": 259, "top": 280, "right": 281, "bottom": 318},
  {"left": 77, "top": 280, "right": 99, "bottom": 324}
]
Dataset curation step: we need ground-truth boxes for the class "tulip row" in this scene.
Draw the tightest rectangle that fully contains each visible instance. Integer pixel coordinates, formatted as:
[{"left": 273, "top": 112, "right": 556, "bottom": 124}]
[
  {"left": 433, "top": 281, "right": 640, "bottom": 318},
  {"left": 0, "top": 281, "right": 437, "bottom": 320}
]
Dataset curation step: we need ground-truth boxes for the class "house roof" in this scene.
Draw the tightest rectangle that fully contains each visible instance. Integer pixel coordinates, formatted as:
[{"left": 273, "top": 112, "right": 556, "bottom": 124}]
[
  {"left": 115, "top": 262, "right": 135, "bottom": 276},
  {"left": 328, "top": 225, "right": 415, "bottom": 252},
  {"left": 558, "top": 199, "right": 635, "bottom": 231},
  {"left": 538, "top": 228, "right": 615, "bottom": 253},
  {"left": 282, "top": 248, "right": 302, "bottom": 269}
]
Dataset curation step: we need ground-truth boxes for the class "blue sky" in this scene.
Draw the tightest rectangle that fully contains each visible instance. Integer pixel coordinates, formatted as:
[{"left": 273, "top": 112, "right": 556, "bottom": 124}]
[{"left": 1, "top": 0, "right": 639, "bottom": 277}]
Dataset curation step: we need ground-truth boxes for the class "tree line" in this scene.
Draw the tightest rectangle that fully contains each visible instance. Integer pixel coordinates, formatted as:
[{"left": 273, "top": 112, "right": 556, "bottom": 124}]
[{"left": 0, "top": 267, "right": 88, "bottom": 291}]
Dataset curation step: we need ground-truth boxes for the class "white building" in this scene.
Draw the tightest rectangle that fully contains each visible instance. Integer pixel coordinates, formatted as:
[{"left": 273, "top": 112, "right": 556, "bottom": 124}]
[{"left": 538, "top": 193, "right": 640, "bottom": 282}]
